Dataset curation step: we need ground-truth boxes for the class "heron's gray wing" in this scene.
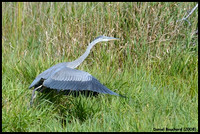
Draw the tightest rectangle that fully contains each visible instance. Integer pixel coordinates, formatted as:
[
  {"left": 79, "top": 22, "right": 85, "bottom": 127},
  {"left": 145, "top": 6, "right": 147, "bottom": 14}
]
[{"left": 43, "top": 67, "right": 119, "bottom": 96}]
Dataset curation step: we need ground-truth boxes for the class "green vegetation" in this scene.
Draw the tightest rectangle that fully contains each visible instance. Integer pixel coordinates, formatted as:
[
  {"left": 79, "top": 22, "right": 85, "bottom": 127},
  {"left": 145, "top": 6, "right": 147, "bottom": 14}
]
[{"left": 2, "top": 2, "right": 198, "bottom": 132}]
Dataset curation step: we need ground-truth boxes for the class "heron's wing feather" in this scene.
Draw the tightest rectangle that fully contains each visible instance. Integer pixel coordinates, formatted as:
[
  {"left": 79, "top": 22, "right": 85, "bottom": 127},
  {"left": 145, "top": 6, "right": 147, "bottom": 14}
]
[
  {"left": 43, "top": 67, "right": 119, "bottom": 96},
  {"left": 91, "top": 77, "right": 119, "bottom": 96}
]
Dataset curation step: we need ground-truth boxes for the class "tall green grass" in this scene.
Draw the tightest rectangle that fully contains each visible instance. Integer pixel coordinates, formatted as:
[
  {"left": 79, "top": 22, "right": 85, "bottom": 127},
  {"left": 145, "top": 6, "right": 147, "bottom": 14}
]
[{"left": 2, "top": 2, "right": 198, "bottom": 132}]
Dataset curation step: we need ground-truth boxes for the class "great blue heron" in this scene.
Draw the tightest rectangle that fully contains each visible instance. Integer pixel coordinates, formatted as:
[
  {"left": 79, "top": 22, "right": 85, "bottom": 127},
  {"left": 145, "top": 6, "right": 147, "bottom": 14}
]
[{"left": 29, "top": 35, "right": 123, "bottom": 106}]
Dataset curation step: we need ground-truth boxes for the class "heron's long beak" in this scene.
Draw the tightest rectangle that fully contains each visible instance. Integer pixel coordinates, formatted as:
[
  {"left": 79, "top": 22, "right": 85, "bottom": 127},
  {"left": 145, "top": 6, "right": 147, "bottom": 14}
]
[{"left": 107, "top": 37, "right": 120, "bottom": 41}]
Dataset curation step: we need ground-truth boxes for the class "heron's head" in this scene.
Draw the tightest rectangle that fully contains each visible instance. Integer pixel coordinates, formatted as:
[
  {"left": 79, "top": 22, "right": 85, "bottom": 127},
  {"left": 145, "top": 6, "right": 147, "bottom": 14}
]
[{"left": 94, "top": 35, "right": 119, "bottom": 42}]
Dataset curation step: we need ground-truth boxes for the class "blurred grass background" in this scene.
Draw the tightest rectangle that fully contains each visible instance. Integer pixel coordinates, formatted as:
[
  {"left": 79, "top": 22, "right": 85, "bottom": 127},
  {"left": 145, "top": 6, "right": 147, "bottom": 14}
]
[{"left": 2, "top": 2, "right": 198, "bottom": 132}]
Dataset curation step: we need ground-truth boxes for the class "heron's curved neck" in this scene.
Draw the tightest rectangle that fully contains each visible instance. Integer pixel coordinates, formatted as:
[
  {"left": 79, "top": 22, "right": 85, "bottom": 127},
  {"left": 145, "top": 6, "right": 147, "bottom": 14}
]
[{"left": 67, "top": 40, "right": 100, "bottom": 69}]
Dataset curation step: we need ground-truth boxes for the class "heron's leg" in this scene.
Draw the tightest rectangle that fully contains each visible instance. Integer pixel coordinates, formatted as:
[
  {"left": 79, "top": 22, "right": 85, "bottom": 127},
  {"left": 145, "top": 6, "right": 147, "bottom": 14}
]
[
  {"left": 39, "top": 87, "right": 46, "bottom": 93},
  {"left": 30, "top": 85, "right": 43, "bottom": 107}
]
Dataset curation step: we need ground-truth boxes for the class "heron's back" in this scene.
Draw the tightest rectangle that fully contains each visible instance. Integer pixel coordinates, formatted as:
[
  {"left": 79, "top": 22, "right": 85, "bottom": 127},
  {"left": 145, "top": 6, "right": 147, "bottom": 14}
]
[{"left": 29, "top": 62, "right": 67, "bottom": 89}]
